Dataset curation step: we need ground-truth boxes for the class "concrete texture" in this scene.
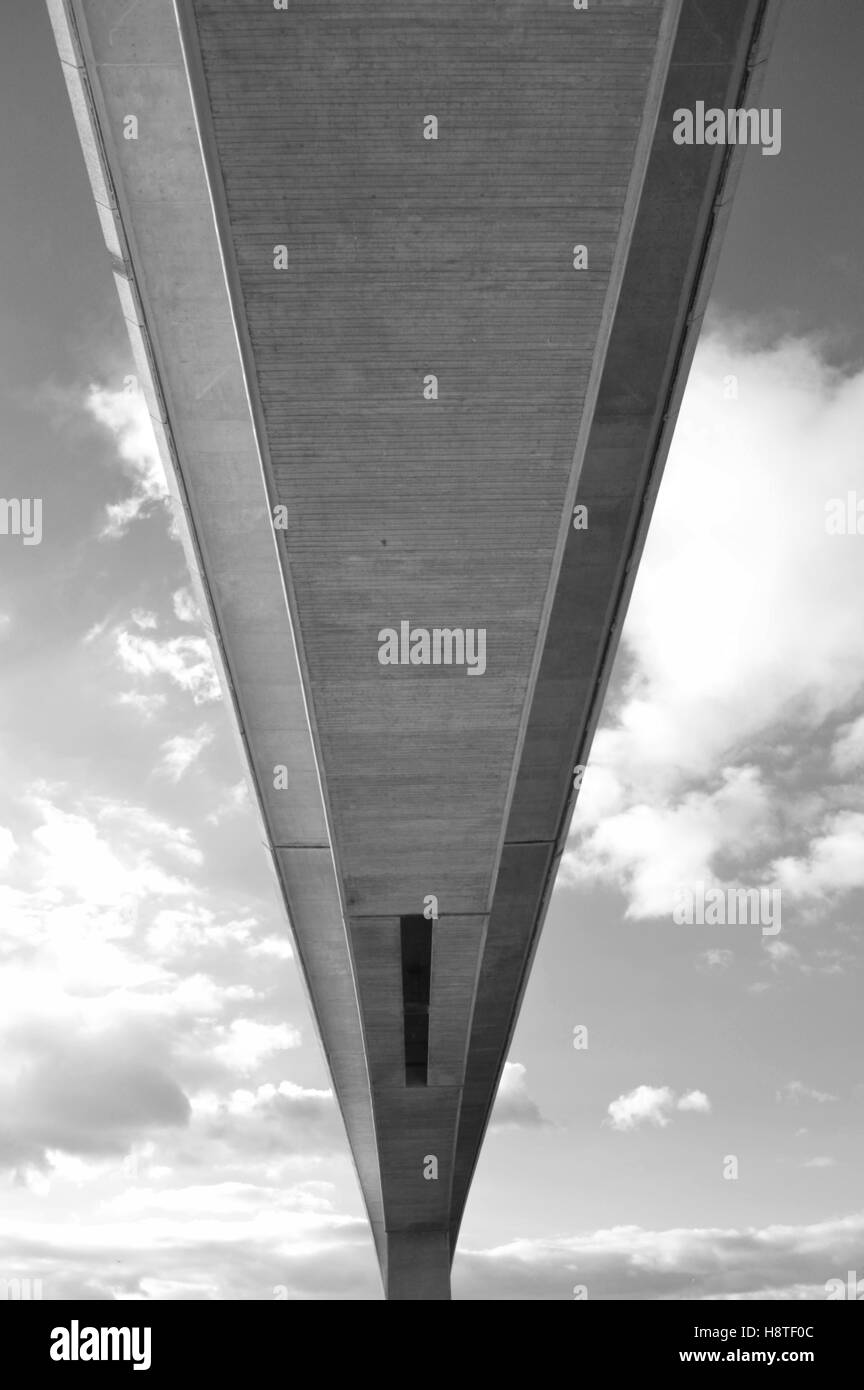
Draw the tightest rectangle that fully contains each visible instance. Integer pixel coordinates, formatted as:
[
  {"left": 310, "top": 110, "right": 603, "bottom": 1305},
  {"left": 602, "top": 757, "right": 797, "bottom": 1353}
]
[{"left": 47, "top": 0, "right": 779, "bottom": 1299}]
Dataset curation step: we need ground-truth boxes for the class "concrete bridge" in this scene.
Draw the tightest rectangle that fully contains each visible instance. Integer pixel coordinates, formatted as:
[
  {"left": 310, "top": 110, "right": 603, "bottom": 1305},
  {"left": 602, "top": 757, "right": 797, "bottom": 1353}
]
[{"left": 48, "top": 0, "right": 778, "bottom": 1299}]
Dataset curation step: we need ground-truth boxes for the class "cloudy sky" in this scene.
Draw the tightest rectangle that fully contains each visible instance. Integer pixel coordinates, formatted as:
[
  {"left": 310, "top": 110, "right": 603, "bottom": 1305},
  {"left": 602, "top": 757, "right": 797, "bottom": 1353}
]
[{"left": 0, "top": 1, "right": 862, "bottom": 1300}]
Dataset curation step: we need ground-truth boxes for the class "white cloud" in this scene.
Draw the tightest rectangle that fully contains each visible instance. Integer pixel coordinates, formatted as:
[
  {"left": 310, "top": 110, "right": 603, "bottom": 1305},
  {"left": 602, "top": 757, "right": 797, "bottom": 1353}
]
[
  {"left": 0, "top": 827, "right": 18, "bottom": 872},
  {"left": 211, "top": 1020, "right": 302, "bottom": 1074},
  {"left": 0, "top": 793, "right": 207, "bottom": 1013},
  {"left": 83, "top": 619, "right": 109, "bottom": 645},
  {"left": 146, "top": 907, "right": 266, "bottom": 959},
  {"left": 117, "top": 691, "right": 168, "bottom": 720},
  {"left": 157, "top": 727, "right": 214, "bottom": 783},
  {"left": 565, "top": 766, "right": 775, "bottom": 919},
  {"left": 776, "top": 1081, "right": 838, "bottom": 1105},
  {"left": 85, "top": 385, "right": 169, "bottom": 538},
  {"left": 0, "top": 1197, "right": 375, "bottom": 1300},
  {"left": 249, "top": 935, "right": 293, "bottom": 961},
  {"left": 564, "top": 330, "right": 864, "bottom": 919},
  {"left": 677, "top": 1090, "right": 711, "bottom": 1114},
  {"left": 187, "top": 1080, "right": 342, "bottom": 1160},
  {"left": 453, "top": 1210, "right": 864, "bottom": 1301},
  {"left": 205, "top": 781, "right": 249, "bottom": 826},
  {"left": 105, "top": 1178, "right": 336, "bottom": 1218},
  {"left": 698, "top": 949, "right": 734, "bottom": 971},
  {"left": 115, "top": 629, "right": 220, "bottom": 705},
  {"left": 172, "top": 588, "right": 199, "bottom": 624},
  {"left": 831, "top": 714, "right": 864, "bottom": 774},
  {"left": 753, "top": 937, "right": 853, "bottom": 980},
  {"left": 94, "top": 803, "right": 203, "bottom": 868},
  {"left": 764, "top": 939, "right": 800, "bottom": 967},
  {"left": 607, "top": 1085, "right": 711, "bottom": 1131},
  {"left": 197, "top": 1081, "right": 332, "bottom": 1120},
  {"left": 29, "top": 801, "right": 192, "bottom": 911},
  {"left": 2, "top": 1205, "right": 862, "bottom": 1302},
  {"left": 0, "top": 785, "right": 301, "bottom": 1178},
  {"left": 607, "top": 1085, "right": 675, "bottom": 1131},
  {"left": 144, "top": 907, "right": 294, "bottom": 967},
  {"left": 771, "top": 811, "right": 864, "bottom": 902},
  {"left": 489, "top": 1062, "right": 548, "bottom": 1131},
  {"left": 130, "top": 609, "right": 158, "bottom": 631},
  {"left": 803, "top": 1157, "right": 836, "bottom": 1169}
]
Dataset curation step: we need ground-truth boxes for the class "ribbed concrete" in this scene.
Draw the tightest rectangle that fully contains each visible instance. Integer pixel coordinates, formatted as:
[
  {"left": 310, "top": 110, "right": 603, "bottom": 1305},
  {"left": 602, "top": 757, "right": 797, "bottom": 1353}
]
[
  {"left": 48, "top": 0, "right": 778, "bottom": 1299},
  {"left": 189, "top": 0, "right": 677, "bottom": 920},
  {"left": 386, "top": 1232, "right": 451, "bottom": 1303}
]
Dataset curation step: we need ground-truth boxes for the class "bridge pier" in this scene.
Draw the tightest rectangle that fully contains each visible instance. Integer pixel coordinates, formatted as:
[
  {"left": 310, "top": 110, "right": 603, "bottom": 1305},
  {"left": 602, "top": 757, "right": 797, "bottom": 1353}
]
[{"left": 385, "top": 1231, "right": 451, "bottom": 1301}]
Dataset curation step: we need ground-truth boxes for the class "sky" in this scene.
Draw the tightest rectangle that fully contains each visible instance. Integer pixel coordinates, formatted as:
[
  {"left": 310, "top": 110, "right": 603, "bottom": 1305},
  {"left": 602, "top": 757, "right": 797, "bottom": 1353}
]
[{"left": 0, "top": 0, "right": 862, "bottom": 1300}]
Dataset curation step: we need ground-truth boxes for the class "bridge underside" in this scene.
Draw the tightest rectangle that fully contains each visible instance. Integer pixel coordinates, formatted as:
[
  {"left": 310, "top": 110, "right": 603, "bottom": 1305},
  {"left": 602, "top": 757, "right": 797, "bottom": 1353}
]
[{"left": 49, "top": 0, "right": 777, "bottom": 1297}]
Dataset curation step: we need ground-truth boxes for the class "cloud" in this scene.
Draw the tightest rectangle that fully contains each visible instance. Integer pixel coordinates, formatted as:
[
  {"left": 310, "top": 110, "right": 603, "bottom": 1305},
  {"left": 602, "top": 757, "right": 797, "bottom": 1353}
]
[
  {"left": 144, "top": 907, "right": 293, "bottom": 970},
  {"left": 698, "top": 949, "right": 734, "bottom": 971},
  {"left": 677, "top": 1090, "right": 711, "bottom": 1114},
  {"left": 776, "top": 1082, "right": 838, "bottom": 1105},
  {"left": 117, "top": 691, "right": 168, "bottom": 721},
  {"left": 105, "top": 1178, "right": 337, "bottom": 1219},
  {"left": 607, "top": 1085, "right": 711, "bottom": 1131},
  {"left": 188, "top": 1080, "right": 344, "bottom": 1159},
  {"left": 607, "top": 1085, "right": 675, "bottom": 1131},
  {"left": 25, "top": 798, "right": 201, "bottom": 905},
  {"left": 249, "top": 935, "right": 294, "bottom": 961},
  {"left": 3, "top": 1202, "right": 863, "bottom": 1301},
  {"left": 157, "top": 727, "right": 214, "bottom": 783},
  {"left": 754, "top": 937, "right": 854, "bottom": 980},
  {"left": 803, "top": 1157, "right": 836, "bottom": 1169},
  {"left": 489, "top": 1062, "right": 548, "bottom": 1131},
  {"left": 0, "top": 827, "right": 17, "bottom": 872},
  {"left": 453, "top": 1210, "right": 864, "bottom": 1301},
  {"left": 210, "top": 1021, "right": 302, "bottom": 1074},
  {"left": 0, "top": 788, "right": 279, "bottom": 1169},
  {"left": 0, "top": 1033, "right": 191, "bottom": 1168},
  {"left": 94, "top": 803, "right": 203, "bottom": 869},
  {"left": 831, "top": 714, "right": 864, "bottom": 774},
  {"left": 24, "top": 800, "right": 195, "bottom": 915},
  {"left": 565, "top": 766, "right": 776, "bottom": 920},
  {"left": 0, "top": 920, "right": 304, "bottom": 1172},
  {"left": 146, "top": 907, "right": 254, "bottom": 959},
  {"left": 130, "top": 609, "right": 158, "bottom": 631},
  {"left": 115, "top": 629, "right": 220, "bottom": 705},
  {"left": 172, "top": 588, "right": 199, "bottom": 624},
  {"left": 770, "top": 812, "right": 864, "bottom": 902},
  {"left": 83, "top": 619, "right": 109, "bottom": 645},
  {"left": 85, "top": 385, "right": 169, "bottom": 538},
  {"left": 0, "top": 1200, "right": 378, "bottom": 1300},
  {"left": 764, "top": 939, "right": 799, "bottom": 967},
  {"left": 564, "top": 329, "right": 864, "bottom": 919},
  {"left": 205, "top": 782, "right": 250, "bottom": 826}
]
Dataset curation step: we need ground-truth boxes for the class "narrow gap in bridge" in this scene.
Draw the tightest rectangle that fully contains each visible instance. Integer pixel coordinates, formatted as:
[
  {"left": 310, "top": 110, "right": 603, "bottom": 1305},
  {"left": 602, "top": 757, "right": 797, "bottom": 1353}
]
[{"left": 400, "top": 916, "right": 432, "bottom": 1087}]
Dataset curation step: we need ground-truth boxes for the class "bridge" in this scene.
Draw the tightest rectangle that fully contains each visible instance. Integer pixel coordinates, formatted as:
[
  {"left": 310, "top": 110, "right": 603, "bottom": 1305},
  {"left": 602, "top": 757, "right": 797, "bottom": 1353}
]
[{"left": 47, "top": 0, "right": 778, "bottom": 1300}]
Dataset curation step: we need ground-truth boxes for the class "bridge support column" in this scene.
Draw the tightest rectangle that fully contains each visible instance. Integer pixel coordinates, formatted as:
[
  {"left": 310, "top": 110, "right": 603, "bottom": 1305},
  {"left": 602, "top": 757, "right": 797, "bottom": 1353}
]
[{"left": 385, "top": 1231, "right": 451, "bottom": 1301}]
